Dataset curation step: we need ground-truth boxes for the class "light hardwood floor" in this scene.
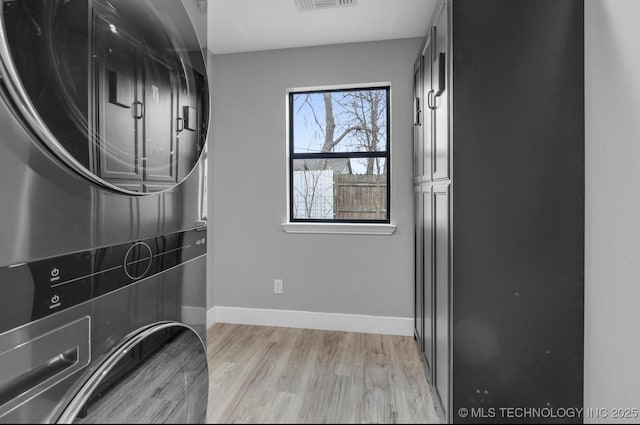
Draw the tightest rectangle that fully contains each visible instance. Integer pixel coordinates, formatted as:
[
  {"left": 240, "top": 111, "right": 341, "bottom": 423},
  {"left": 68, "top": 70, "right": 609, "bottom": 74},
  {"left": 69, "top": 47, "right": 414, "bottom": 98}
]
[{"left": 206, "top": 324, "right": 439, "bottom": 424}]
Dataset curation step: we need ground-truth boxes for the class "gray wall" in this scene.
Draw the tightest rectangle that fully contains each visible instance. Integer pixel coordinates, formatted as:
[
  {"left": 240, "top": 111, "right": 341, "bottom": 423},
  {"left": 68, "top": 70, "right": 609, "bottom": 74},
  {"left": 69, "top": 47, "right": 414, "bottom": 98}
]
[
  {"left": 208, "top": 38, "right": 421, "bottom": 317},
  {"left": 585, "top": 1, "right": 640, "bottom": 422}
]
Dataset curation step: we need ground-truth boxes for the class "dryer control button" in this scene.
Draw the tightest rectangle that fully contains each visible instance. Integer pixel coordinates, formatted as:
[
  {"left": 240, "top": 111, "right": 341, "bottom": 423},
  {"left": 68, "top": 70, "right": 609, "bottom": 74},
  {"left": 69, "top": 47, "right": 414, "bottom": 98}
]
[
  {"left": 124, "top": 242, "right": 153, "bottom": 280},
  {"left": 49, "top": 294, "right": 62, "bottom": 310}
]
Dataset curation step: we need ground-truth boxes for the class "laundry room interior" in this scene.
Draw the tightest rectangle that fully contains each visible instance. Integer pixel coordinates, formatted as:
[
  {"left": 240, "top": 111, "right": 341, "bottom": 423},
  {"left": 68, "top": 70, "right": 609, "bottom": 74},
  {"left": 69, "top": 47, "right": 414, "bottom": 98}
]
[{"left": 0, "top": 0, "right": 639, "bottom": 424}]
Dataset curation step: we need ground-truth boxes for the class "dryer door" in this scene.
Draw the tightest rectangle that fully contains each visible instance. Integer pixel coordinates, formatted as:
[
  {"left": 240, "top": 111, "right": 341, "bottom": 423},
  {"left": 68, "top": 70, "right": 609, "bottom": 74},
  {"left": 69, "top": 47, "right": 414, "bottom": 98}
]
[
  {"left": 0, "top": 0, "right": 209, "bottom": 194},
  {"left": 55, "top": 323, "right": 208, "bottom": 424}
]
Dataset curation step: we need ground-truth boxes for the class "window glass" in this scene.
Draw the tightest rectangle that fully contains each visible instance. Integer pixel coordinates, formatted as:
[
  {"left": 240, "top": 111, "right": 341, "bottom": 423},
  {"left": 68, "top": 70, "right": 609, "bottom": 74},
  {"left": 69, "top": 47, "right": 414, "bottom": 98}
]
[
  {"left": 292, "top": 89, "right": 388, "bottom": 154},
  {"left": 289, "top": 87, "right": 390, "bottom": 223}
]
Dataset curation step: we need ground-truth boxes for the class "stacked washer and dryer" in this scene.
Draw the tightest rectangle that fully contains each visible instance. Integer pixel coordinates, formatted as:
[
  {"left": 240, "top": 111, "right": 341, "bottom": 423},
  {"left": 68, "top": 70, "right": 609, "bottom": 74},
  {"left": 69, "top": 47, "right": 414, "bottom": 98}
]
[{"left": 0, "top": 0, "right": 210, "bottom": 422}]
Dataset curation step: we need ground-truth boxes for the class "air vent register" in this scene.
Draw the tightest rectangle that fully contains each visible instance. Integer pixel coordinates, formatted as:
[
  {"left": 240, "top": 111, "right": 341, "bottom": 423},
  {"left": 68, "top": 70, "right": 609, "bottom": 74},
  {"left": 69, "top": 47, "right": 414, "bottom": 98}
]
[{"left": 294, "top": 0, "right": 356, "bottom": 12}]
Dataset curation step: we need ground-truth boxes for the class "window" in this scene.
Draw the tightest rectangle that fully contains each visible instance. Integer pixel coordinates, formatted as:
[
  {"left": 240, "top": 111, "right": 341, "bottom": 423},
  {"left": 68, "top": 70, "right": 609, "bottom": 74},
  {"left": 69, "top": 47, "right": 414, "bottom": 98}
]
[{"left": 289, "top": 86, "right": 390, "bottom": 223}]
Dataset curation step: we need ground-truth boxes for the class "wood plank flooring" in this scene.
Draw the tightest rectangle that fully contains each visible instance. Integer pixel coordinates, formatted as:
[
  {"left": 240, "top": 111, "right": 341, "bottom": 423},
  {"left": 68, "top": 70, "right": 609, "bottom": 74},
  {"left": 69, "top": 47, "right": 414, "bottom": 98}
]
[{"left": 206, "top": 324, "right": 439, "bottom": 424}]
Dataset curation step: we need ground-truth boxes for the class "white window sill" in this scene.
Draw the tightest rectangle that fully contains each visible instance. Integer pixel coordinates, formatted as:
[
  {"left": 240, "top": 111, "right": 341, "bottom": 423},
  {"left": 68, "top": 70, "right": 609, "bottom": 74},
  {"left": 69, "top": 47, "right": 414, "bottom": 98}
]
[{"left": 281, "top": 222, "right": 397, "bottom": 235}]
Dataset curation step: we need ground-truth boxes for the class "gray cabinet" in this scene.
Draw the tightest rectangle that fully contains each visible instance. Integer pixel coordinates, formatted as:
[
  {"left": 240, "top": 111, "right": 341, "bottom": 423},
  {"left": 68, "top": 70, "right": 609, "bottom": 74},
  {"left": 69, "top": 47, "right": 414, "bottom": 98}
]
[
  {"left": 413, "top": 0, "right": 450, "bottom": 418},
  {"left": 143, "top": 54, "right": 177, "bottom": 183},
  {"left": 431, "top": 2, "right": 449, "bottom": 181},
  {"left": 413, "top": 61, "right": 424, "bottom": 183},
  {"left": 90, "top": 0, "right": 206, "bottom": 193},
  {"left": 414, "top": 33, "right": 434, "bottom": 183},
  {"left": 413, "top": 0, "right": 584, "bottom": 423},
  {"left": 415, "top": 183, "right": 434, "bottom": 373},
  {"left": 96, "top": 17, "right": 143, "bottom": 183},
  {"left": 414, "top": 186, "right": 424, "bottom": 350},
  {"left": 422, "top": 185, "right": 434, "bottom": 372},
  {"left": 432, "top": 183, "right": 450, "bottom": 417}
]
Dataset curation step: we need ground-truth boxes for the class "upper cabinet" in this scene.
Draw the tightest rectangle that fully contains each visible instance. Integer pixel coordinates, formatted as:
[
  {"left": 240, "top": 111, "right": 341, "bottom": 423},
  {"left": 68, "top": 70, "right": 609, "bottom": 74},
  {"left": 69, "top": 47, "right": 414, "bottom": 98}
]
[
  {"left": 422, "top": 35, "right": 435, "bottom": 182},
  {"left": 413, "top": 1, "right": 447, "bottom": 183},
  {"left": 430, "top": 2, "right": 449, "bottom": 181},
  {"left": 413, "top": 58, "right": 425, "bottom": 183}
]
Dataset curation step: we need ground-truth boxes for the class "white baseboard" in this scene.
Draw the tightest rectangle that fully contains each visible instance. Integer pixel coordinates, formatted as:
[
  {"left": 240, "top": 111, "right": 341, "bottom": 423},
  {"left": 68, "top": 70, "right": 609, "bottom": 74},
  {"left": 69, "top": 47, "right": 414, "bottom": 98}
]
[{"left": 206, "top": 306, "right": 413, "bottom": 336}]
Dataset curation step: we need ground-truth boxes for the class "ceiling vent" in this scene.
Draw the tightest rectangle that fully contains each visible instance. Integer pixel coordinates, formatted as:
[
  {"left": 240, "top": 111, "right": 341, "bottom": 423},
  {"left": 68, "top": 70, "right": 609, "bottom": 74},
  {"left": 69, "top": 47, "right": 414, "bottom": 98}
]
[{"left": 294, "top": 0, "right": 357, "bottom": 12}]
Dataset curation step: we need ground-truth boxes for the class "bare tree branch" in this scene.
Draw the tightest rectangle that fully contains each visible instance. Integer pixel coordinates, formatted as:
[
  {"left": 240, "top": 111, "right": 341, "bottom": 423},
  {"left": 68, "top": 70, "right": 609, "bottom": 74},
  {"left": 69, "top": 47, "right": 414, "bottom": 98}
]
[{"left": 300, "top": 95, "right": 326, "bottom": 140}]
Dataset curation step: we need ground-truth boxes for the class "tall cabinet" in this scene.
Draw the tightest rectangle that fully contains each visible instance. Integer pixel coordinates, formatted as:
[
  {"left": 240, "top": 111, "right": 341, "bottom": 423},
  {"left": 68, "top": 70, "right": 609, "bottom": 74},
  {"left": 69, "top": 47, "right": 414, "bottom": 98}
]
[{"left": 413, "top": 1, "right": 584, "bottom": 423}]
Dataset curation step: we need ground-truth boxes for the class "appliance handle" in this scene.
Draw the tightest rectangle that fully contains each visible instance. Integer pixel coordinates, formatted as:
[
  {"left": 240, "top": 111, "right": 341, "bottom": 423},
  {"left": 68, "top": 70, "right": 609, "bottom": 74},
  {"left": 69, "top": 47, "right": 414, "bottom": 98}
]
[
  {"left": 0, "top": 347, "right": 79, "bottom": 408},
  {"left": 0, "top": 317, "right": 90, "bottom": 417}
]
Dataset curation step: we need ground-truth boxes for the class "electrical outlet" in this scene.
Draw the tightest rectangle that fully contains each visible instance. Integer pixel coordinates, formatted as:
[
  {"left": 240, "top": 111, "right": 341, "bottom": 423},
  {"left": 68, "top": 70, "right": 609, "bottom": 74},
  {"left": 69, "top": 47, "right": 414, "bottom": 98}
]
[{"left": 274, "top": 279, "right": 283, "bottom": 295}]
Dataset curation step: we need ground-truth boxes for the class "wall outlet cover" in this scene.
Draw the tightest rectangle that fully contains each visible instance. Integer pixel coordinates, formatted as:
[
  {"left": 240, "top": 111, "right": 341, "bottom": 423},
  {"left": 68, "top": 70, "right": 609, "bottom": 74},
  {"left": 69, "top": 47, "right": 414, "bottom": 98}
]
[{"left": 274, "top": 279, "right": 284, "bottom": 294}]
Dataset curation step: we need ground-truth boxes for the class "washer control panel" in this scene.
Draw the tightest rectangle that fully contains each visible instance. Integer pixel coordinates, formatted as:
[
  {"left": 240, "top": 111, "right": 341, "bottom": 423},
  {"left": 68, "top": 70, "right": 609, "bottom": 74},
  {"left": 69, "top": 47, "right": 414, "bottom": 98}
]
[
  {"left": 124, "top": 242, "right": 153, "bottom": 280},
  {"left": 0, "top": 228, "right": 206, "bottom": 332}
]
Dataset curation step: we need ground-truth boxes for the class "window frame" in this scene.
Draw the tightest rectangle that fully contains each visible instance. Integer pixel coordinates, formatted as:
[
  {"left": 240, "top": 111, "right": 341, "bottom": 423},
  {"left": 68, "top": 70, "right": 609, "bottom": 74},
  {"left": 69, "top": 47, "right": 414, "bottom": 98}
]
[{"left": 288, "top": 85, "right": 391, "bottom": 224}]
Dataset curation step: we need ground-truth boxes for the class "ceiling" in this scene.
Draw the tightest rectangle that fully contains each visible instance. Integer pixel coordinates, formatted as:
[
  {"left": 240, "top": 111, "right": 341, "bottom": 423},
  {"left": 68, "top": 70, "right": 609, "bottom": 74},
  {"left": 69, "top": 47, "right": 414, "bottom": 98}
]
[{"left": 207, "top": 0, "right": 438, "bottom": 54}]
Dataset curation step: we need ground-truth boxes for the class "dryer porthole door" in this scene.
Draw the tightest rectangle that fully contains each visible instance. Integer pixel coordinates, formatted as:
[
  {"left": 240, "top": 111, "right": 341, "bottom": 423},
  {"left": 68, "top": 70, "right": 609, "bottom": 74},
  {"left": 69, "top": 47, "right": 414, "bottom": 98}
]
[
  {"left": 56, "top": 323, "right": 208, "bottom": 424},
  {"left": 0, "top": 0, "right": 209, "bottom": 195}
]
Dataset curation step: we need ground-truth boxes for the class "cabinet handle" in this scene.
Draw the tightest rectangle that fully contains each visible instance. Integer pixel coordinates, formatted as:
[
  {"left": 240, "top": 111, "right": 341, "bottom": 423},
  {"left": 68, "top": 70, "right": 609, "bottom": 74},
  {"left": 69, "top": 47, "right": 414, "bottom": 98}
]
[
  {"left": 176, "top": 117, "right": 184, "bottom": 133},
  {"left": 132, "top": 101, "right": 144, "bottom": 119},
  {"left": 414, "top": 97, "right": 422, "bottom": 126},
  {"left": 427, "top": 89, "right": 437, "bottom": 110},
  {"left": 428, "top": 52, "right": 447, "bottom": 110}
]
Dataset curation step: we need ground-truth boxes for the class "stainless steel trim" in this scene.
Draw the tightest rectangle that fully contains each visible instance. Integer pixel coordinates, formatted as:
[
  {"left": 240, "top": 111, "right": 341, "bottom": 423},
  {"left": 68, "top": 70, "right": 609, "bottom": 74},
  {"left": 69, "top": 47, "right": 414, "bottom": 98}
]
[
  {"left": 0, "top": 0, "right": 210, "bottom": 196},
  {"left": 55, "top": 321, "right": 206, "bottom": 424}
]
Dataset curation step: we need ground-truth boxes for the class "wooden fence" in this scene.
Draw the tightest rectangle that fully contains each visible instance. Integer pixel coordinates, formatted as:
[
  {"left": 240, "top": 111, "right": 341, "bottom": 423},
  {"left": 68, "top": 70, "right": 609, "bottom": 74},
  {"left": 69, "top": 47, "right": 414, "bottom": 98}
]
[{"left": 333, "top": 174, "right": 387, "bottom": 220}]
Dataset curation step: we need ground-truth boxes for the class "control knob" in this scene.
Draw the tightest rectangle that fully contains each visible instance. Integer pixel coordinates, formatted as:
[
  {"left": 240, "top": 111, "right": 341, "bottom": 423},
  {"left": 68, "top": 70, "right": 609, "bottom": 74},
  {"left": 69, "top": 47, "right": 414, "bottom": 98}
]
[{"left": 124, "top": 242, "right": 153, "bottom": 280}]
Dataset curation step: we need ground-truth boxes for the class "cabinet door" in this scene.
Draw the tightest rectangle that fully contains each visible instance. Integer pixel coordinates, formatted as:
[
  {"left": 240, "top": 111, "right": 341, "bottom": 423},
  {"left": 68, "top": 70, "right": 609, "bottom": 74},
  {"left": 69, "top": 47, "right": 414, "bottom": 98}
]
[
  {"left": 422, "top": 185, "right": 434, "bottom": 372},
  {"left": 176, "top": 71, "right": 204, "bottom": 180},
  {"left": 96, "top": 16, "right": 143, "bottom": 183},
  {"left": 432, "top": 2, "right": 449, "bottom": 181},
  {"left": 414, "top": 186, "right": 424, "bottom": 349},
  {"left": 413, "top": 60, "right": 424, "bottom": 182},
  {"left": 433, "top": 183, "right": 450, "bottom": 420},
  {"left": 144, "top": 54, "right": 177, "bottom": 183},
  {"left": 422, "top": 36, "right": 434, "bottom": 182}
]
